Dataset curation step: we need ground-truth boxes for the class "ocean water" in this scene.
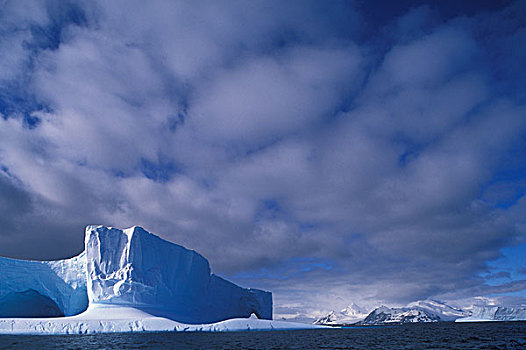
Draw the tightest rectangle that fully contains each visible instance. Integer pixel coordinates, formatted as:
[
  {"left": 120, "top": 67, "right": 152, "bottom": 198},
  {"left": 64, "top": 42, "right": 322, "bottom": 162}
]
[{"left": 1, "top": 322, "right": 526, "bottom": 349}]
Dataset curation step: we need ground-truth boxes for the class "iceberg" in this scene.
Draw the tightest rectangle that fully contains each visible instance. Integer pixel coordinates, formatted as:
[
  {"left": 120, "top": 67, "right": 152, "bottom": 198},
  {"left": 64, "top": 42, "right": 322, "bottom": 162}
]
[
  {"left": 84, "top": 225, "right": 271, "bottom": 323},
  {"left": 0, "top": 225, "right": 317, "bottom": 334}
]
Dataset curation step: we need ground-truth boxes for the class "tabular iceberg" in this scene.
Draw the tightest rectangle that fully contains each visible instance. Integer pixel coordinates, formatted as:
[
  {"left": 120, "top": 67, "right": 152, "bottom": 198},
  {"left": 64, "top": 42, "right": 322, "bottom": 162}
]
[
  {"left": 0, "top": 225, "right": 314, "bottom": 334},
  {"left": 84, "top": 225, "right": 271, "bottom": 323}
]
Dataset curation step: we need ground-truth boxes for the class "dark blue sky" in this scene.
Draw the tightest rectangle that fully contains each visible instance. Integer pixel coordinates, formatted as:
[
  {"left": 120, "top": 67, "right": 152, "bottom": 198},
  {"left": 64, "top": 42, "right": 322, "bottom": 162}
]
[{"left": 0, "top": 0, "right": 525, "bottom": 319}]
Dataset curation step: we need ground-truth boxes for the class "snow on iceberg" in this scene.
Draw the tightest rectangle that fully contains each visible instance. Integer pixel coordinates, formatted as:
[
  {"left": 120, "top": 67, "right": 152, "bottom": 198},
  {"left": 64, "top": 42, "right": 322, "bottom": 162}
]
[
  {"left": 0, "top": 305, "right": 321, "bottom": 334},
  {"left": 0, "top": 225, "right": 309, "bottom": 334}
]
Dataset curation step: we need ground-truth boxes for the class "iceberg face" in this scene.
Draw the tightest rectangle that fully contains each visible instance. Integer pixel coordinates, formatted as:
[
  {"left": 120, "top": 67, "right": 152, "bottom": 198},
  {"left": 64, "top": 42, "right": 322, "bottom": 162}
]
[
  {"left": 0, "top": 225, "right": 272, "bottom": 325},
  {"left": 85, "top": 225, "right": 213, "bottom": 310},
  {"left": 0, "top": 253, "right": 88, "bottom": 317},
  {"left": 85, "top": 225, "right": 272, "bottom": 323}
]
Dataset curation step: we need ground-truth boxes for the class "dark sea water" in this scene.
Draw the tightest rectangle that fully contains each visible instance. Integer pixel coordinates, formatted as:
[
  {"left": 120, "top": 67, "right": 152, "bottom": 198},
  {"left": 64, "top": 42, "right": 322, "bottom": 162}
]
[{"left": 1, "top": 322, "right": 526, "bottom": 349}]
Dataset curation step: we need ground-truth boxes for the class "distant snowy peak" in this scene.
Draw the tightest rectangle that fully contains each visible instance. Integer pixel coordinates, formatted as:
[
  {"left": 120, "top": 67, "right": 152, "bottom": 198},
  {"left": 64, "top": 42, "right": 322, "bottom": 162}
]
[
  {"left": 361, "top": 306, "right": 440, "bottom": 324},
  {"left": 313, "top": 311, "right": 339, "bottom": 325},
  {"left": 456, "top": 305, "right": 526, "bottom": 322},
  {"left": 407, "top": 300, "right": 470, "bottom": 321},
  {"left": 315, "top": 300, "right": 526, "bottom": 325},
  {"left": 361, "top": 300, "right": 470, "bottom": 324},
  {"left": 340, "top": 303, "right": 368, "bottom": 318},
  {"left": 313, "top": 300, "right": 469, "bottom": 326},
  {"left": 313, "top": 303, "right": 369, "bottom": 325}
]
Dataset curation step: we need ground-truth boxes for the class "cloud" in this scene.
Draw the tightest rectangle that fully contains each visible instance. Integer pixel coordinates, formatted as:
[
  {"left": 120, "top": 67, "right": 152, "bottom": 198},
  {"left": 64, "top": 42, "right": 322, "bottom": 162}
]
[
  {"left": 0, "top": 0, "right": 525, "bottom": 318},
  {"left": 189, "top": 45, "right": 363, "bottom": 147}
]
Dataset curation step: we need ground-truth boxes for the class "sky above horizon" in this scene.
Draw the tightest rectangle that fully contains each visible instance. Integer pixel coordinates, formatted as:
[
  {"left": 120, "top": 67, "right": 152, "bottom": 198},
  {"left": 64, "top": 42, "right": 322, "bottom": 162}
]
[{"left": 0, "top": 0, "right": 525, "bottom": 319}]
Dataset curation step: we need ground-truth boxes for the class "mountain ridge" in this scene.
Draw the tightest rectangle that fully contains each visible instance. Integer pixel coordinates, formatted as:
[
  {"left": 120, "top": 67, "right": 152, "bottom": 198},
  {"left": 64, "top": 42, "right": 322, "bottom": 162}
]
[{"left": 314, "top": 300, "right": 472, "bottom": 325}]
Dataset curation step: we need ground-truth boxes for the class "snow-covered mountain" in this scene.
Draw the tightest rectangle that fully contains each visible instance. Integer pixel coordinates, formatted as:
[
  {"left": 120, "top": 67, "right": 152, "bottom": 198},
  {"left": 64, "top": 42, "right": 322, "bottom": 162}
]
[
  {"left": 456, "top": 305, "right": 526, "bottom": 322},
  {"left": 313, "top": 303, "right": 369, "bottom": 325},
  {"left": 361, "top": 306, "right": 441, "bottom": 324},
  {"left": 314, "top": 300, "right": 471, "bottom": 325},
  {"left": 407, "top": 300, "right": 470, "bottom": 321}
]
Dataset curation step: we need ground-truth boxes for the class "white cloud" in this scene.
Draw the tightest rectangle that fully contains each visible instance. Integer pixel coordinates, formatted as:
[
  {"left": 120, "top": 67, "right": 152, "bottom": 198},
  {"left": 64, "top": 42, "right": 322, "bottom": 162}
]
[{"left": 190, "top": 46, "right": 363, "bottom": 146}]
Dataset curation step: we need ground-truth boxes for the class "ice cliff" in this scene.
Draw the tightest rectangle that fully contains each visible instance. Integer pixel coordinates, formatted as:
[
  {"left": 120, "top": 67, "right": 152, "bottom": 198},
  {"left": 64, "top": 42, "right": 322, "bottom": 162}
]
[
  {"left": 0, "top": 225, "right": 272, "bottom": 324},
  {"left": 0, "top": 253, "right": 87, "bottom": 317}
]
